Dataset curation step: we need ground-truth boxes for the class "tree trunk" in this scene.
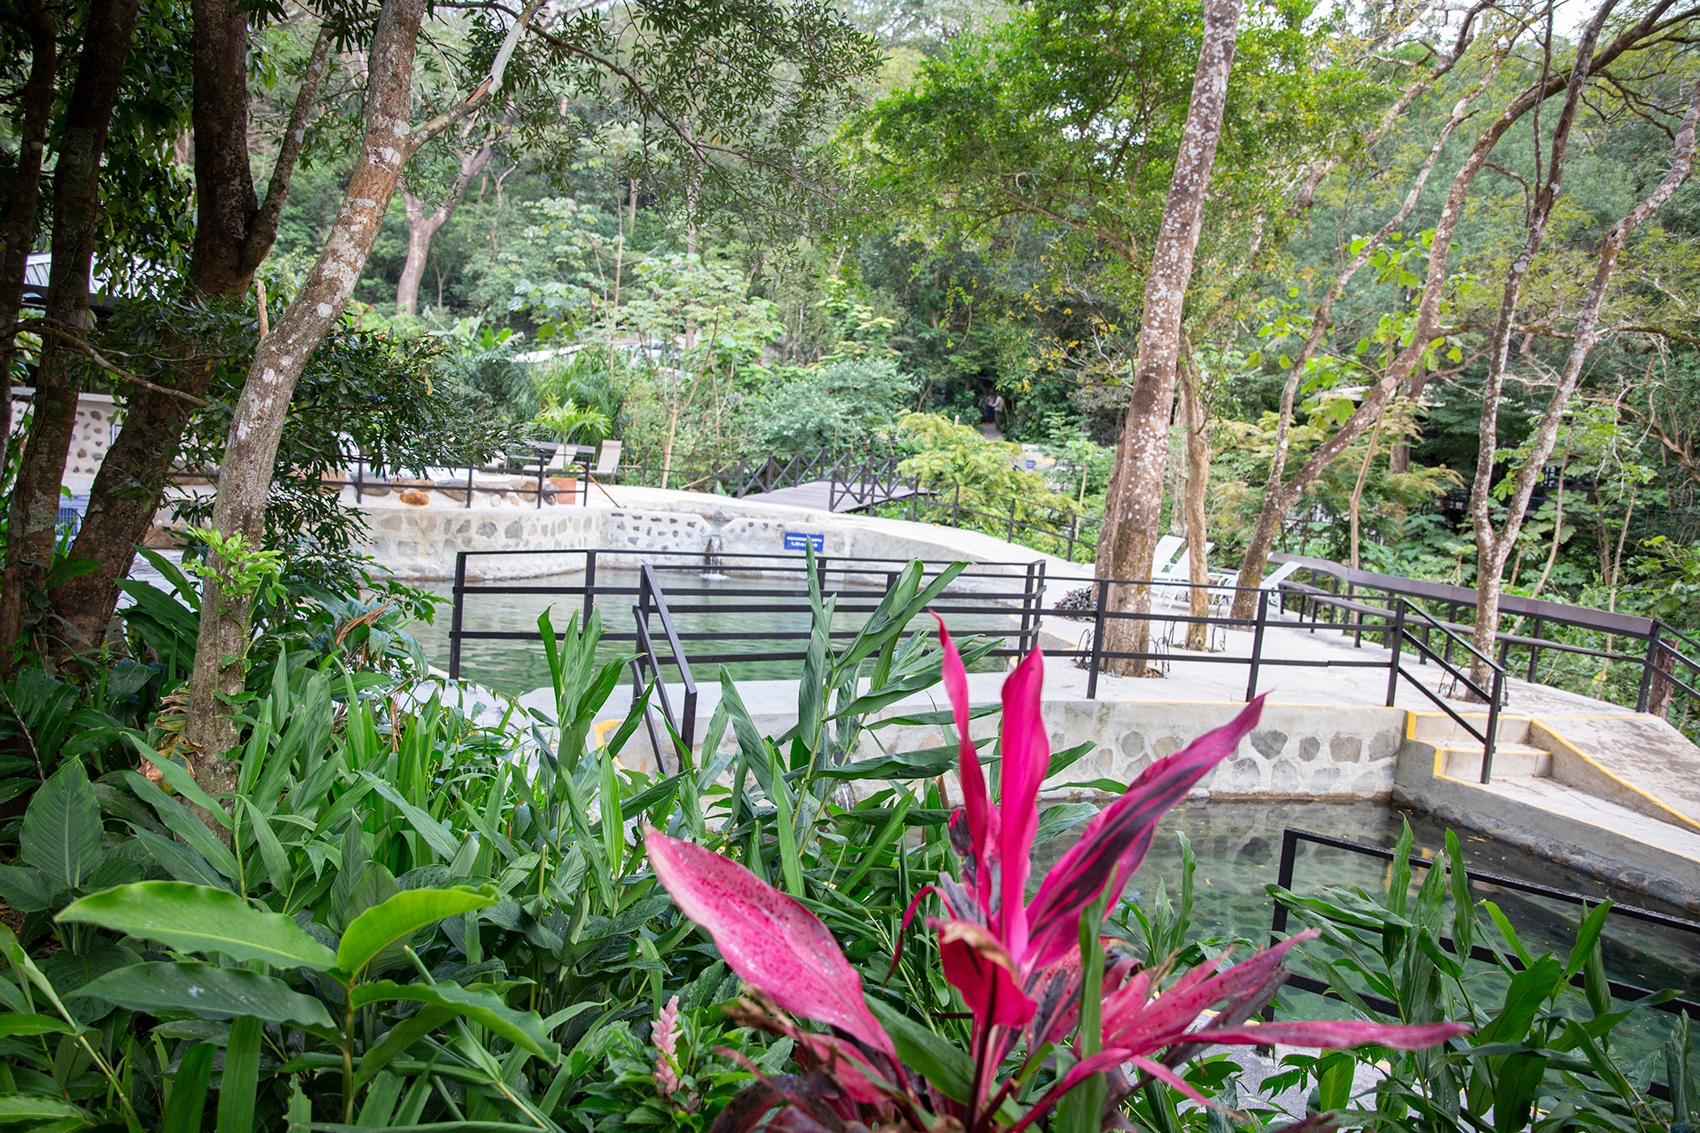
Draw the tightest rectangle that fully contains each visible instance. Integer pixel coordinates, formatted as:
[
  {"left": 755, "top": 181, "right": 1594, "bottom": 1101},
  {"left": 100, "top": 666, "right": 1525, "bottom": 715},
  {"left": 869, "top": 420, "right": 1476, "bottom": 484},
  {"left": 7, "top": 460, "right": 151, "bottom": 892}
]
[
  {"left": 183, "top": 0, "right": 432, "bottom": 753},
  {"left": 0, "top": 0, "right": 143, "bottom": 669},
  {"left": 47, "top": 20, "right": 332, "bottom": 658},
  {"left": 0, "top": 0, "right": 57, "bottom": 477},
  {"left": 1228, "top": 1, "right": 1679, "bottom": 620},
  {"left": 1467, "top": 72, "right": 1700, "bottom": 691},
  {"left": 396, "top": 188, "right": 445, "bottom": 317},
  {"left": 1348, "top": 420, "right": 1381, "bottom": 571},
  {"left": 1179, "top": 344, "right": 1212, "bottom": 652},
  {"left": 394, "top": 120, "right": 505, "bottom": 316},
  {"left": 1465, "top": 0, "right": 1612, "bottom": 691},
  {"left": 1093, "top": 0, "right": 1243, "bottom": 676}
]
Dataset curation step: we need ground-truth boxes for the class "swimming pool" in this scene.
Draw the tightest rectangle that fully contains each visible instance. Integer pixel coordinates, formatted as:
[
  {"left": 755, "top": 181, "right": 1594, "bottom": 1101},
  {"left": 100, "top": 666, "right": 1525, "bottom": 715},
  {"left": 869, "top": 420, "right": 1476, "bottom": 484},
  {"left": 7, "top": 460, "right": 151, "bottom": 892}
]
[
  {"left": 407, "top": 566, "right": 1023, "bottom": 692},
  {"left": 1099, "top": 799, "right": 1700, "bottom": 1063}
]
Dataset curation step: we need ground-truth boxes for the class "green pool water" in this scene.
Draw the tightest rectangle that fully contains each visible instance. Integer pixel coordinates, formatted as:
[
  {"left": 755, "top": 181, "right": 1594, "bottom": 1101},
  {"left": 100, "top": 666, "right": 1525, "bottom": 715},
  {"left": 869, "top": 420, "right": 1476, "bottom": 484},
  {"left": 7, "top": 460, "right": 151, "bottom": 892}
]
[
  {"left": 1097, "top": 799, "right": 1700, "bottom": 1065},
  {"left": 407, "top": 567, "right": 1022, "bottom": 692}
]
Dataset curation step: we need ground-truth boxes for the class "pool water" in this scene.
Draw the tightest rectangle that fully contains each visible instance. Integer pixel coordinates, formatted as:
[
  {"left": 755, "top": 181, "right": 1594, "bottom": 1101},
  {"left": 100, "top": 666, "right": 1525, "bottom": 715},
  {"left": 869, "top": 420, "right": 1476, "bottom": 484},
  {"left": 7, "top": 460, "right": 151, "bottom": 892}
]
[
  {"left": 1090, "top": 799, "right": 1700, "bottom": 1064},
  {"left": 408, "top": 568, "right": 1021, "bottom": 693}
]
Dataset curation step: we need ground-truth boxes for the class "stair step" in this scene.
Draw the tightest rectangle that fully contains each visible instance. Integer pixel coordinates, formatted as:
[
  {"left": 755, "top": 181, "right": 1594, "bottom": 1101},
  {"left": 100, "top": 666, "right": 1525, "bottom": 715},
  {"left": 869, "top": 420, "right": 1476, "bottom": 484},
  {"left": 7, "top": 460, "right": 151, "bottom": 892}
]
[
  {"left": 1440, "top": 742, "right": 1551, "bottom": 779},
  {"left": 1411, "top": 711, "right": 1531, "bottom": 746}
]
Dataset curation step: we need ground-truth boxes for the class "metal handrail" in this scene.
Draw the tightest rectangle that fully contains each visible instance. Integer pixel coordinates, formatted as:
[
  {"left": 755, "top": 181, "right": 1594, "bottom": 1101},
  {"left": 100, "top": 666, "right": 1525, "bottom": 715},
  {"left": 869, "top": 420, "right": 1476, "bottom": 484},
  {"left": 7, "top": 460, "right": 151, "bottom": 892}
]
[
  {"left": 1266, "top": 826, "right": 1700, "bottom": 1100},
  {"left": 631, "top": 563, "right": 698, "bottom": 774}
]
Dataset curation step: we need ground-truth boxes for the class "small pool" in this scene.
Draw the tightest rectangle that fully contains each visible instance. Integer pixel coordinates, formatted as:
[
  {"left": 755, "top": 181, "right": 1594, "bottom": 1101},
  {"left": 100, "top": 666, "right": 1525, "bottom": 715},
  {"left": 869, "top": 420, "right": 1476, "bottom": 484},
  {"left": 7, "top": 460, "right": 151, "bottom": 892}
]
[
  {"left": 1094, "top": 800, "right": 1700, "bottom": 1064},
  {"left": 407, "top": 567, "right": 1021, "bottom": 693}
]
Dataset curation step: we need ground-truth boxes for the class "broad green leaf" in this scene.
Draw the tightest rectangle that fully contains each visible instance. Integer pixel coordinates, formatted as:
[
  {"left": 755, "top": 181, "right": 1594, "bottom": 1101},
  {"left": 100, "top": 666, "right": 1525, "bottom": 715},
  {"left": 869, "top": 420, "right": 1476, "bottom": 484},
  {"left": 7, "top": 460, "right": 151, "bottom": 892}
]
[
  {"left": 163, "top": 1042, "right": 216, "bottom": 1133},
  {"left": 129, "top": 826, "right": 231, "bottom": 889},
  {"left": 868, "top": 999, "right": 972, "bottom": 1102},
  {"left": 218, "top": 1016, "right": 263, "bottom": 1133},
  {"left": 81, "top": 960, "right": 335, "bottom": 1030},
  {"left": 121, "top": 772, "right": 240, "bottom": 880},
  {"left": 0, "top": 1096, "right": 88, "bottom": 1123},
  {"left": 337, "top": 886, "right": 497, "bottom": 978},
  {"left": 59, "top": 882, "right": 336, "bottom": 970},
  {"left": 20, "top": 758, "right": 102, "bottom": 891},
  {"left": 351, "top": 980, "right": 560, "bottom": 1061},
  {"left": 0, "top": 865, "right": 56, "bottom": 912},
  {"left": 0, "top": 1012, "right": 71, "bottom": 1037}
]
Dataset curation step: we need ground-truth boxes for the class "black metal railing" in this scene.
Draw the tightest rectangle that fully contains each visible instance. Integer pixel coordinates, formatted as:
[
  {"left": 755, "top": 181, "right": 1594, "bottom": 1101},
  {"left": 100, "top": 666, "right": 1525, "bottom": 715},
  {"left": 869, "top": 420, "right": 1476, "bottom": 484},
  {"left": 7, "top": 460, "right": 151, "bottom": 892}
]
[
  {"left": 1385, "top": 599, "right": 1506, "bottom": 782},
  {"left": 447, "top": 549, "right": 1048, "bottom": 677},
  {"left": 1267, "top": 826, "right": 1700, "bottom": 1100},
  {"left": 1270, "top": 552, "right": 1699, "bottom": 739},
  {"left": 170, "top": 443, "right": 594, "bottom": 510},
  {"left": 632, "top": 563, "right": 697, "bottom": 774},
  {"left": 446, "top": 551, "right": 1515, "bottom": 770}
]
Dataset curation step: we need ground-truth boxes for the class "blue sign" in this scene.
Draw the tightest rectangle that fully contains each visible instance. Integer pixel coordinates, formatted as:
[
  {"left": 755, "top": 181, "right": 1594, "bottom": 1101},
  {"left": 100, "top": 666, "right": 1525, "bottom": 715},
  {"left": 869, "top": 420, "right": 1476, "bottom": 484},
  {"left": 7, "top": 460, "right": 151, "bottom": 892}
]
[{"left": 784, "top": 532, "right": 824, "bottom": 552}]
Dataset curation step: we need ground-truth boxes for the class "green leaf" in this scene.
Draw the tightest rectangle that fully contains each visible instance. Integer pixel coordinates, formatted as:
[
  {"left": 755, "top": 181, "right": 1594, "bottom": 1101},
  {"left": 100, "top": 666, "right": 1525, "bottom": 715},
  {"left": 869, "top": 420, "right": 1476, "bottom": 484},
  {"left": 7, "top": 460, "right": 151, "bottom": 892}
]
[
  {"left": 1492, "top": 1051, "right": 1547, "bottom": 1133},
  {"left": 218, "top": 1016, "right": 263, "bottom": 1133},
  {"left": 59, "top": 882, "right": 336, "bottom": 970},
  {"left": 0, "top": 865, "right": 56, "bottom": 912},
  {"left": 337, "top": 886, "right": 497, "bottom": 978},
  {"left": 163, "top": 1042, "right": 216, "bottom": 1133},
  {"left": 81, "top": 960, "right": 336, "bottom": 1030},
  {"left": 868, "top": 998, "right": 972, "bottom": 1103},
  {"left": 130, "top": 737, "right": 229, "bottom": 828},
  {"left": 351, "top": 980, "right": 560, "bottom": 1061},
  {"left": 21, "top": 758, "right": 102, "bottom": 891},
  {"left": 129, "top": 826, "right": 231, "bottom": 889},
  {"left": 0, "top": 1012, "right": 72, "bottom": 1037},
  {"left": 1565, "top": 901, "right": 1613, "bottom": 980},
  {"left": 361, "top": 774, "right": 462, "bottom": 861},
  {"left": 0, "top": 1096, "right": 88, "bottom": 1124}
]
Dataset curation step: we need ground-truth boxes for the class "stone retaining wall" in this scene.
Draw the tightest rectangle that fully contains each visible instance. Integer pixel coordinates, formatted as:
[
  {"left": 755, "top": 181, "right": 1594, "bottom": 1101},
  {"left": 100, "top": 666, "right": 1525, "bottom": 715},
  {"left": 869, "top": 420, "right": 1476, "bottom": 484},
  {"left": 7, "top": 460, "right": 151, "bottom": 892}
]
[
  {"left": 356, "top": 487, "right": 1080, "bottom": 586},
  {"left": 600, "top": 682, "right": 1406, "bottom": 801}
]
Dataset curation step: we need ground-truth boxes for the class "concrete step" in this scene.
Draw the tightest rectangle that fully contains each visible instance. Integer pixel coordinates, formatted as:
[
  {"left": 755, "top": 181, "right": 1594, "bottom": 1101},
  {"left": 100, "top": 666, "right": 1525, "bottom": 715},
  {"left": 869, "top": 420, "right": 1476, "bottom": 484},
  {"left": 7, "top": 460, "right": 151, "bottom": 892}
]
[
  {"left": 1440, "top": 742, "right": 1552, "bottom": 780},
  {"left": 1410, "top": 711, "right": 1531, "bottom": 746}
]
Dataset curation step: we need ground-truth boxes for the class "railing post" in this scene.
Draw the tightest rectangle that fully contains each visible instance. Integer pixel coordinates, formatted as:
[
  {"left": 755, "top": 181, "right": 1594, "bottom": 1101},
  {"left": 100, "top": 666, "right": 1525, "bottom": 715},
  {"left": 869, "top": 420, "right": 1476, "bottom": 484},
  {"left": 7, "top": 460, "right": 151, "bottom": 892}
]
[
  {"left": 1385, "top": 600, "right": 1406, "bottom": 707},
  {"left": 1006, "top": 497, "right": 1018, "bottom": 542},
  {"left": 465, "top": 459, "right": 474, "bottom": 508},
  {"left": 1261, "top": 828, "right": 1303, "bottom": 1023},
  {"left": 449, "top": 552, "right": 467, "bottom": 680},
  {"left": 1527, "top": 617, "right": 1542, "bottom": 682},
  {"left": 1637, "top": 623, "right": 1664, "bottom": 713},
  {"left": 1065, "top": 515, "right": 1078, "bottom": 564},
  {"left": 1017, "top": 561, "right": 1044, "bottom": 654},
  {"left": 1245, "top": 590, "right": 1268, "bottom": 702},
  {"left": 354, "top": 452, "right": 364, "bottom": 503},
  {"left": 583, "top": 549, "right": 597, "bottom": 627},
  {"left": 1481, "top": 667, "right": 1504, "bottom": 785},
  {"left": 1086, "top": 578, "right": 1110, "bottom": 700},
  {"left": 536, "top": 451, "right": 545, "bottom": 508},
  {"left": 953, "top": 483, "right": 961, "bottom": 528}
]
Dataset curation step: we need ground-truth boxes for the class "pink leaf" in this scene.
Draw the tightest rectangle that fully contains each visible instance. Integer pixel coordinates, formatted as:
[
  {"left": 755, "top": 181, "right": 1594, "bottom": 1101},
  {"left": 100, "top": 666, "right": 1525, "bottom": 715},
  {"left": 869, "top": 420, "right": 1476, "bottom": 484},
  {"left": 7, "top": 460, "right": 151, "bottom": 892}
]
[
  {"left": 1007, "top": 1047, "right": 1136, "bottom": 1133},
  {"left": 997, "top": 647, "right": 1048, "bottom": 961},
  {"left": 1025, "top": 697, "right": 1265, "bottom": 973},
  {"left": 1194, "top": 1020, "right": 1471, "bottom": 1050},
  {"left": 644, "top": 827, "right": 894, "bottom": 1056},
  {"left": 932, "top": 918, "right": 1036, "bottom": 1029},
  {"left": 934, "top": 615, "right": 990, "bottom": 881}
]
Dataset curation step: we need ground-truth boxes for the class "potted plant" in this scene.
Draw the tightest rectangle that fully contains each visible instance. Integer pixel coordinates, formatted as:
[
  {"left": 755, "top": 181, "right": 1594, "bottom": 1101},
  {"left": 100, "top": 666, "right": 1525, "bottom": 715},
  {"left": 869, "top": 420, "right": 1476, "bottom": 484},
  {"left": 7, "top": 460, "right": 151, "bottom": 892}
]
[{"left": 534, "top": 397, "right": 611, "bottom": 497}]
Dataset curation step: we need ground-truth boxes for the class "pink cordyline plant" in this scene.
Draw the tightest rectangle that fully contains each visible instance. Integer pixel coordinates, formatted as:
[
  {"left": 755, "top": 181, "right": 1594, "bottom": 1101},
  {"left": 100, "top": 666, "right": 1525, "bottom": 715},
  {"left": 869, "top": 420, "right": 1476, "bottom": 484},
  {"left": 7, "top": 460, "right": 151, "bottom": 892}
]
[{"left": 645, "top": 619, "right": 1468, "bottom": 1132}]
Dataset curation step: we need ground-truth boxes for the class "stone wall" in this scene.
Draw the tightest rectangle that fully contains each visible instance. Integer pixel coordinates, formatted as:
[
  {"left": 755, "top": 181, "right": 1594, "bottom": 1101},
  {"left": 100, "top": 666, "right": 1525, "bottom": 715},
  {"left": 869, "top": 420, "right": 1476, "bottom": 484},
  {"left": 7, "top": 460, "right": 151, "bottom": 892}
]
[
  {"left": 356, "top": 486, "right": 1079, "bottom": 588},
  {"left": 604, "top": 680, "right": 1406, "bottom": 801},
  {"left": 11, "top": 391, "right": 119, "bottom": 494}
]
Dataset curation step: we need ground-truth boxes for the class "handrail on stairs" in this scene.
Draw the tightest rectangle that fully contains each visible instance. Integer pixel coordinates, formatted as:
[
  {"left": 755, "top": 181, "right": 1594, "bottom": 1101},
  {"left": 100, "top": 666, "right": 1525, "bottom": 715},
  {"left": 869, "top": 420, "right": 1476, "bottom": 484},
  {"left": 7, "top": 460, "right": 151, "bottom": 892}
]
[{"left": 1384, "top": 597, "right": 1507, "bottom": 784}]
